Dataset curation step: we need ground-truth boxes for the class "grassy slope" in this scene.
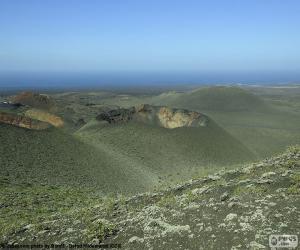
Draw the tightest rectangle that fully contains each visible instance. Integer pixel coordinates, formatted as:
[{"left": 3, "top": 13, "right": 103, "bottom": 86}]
[
  {"left": 148, "top": 86, "right": 300, "bottom": 158},
  {"left": 76, "top": 119, "right": 255, "bottom": 185},
  {"left": 207, "top": 110, "right": 300, "bottom": 158},
  {"left": 0, "top": 124, "right": 153, "bottom": 194},
  {"left": 0, "top": 116, "right": 254, "bottom": 195},
  {"left": 150, "top": 86, "right": 272, "bottom": 112}
]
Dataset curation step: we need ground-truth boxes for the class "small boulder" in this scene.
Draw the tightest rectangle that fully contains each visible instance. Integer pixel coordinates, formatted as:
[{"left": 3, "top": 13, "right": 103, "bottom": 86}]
[
  {"left": 220, "top": 192, "right": 229, "bottom": 201},
  {"left": 224, "top": 213, "right": 238, "bottom": 222}
]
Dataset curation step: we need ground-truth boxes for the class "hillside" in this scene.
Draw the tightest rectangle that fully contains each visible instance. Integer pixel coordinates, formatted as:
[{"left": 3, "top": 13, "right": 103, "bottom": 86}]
[
  {"left": 0, "top": 124, "right": 153, "bottom": 193},
  {"left": 0, "top": 104, "right": 255, "bottom": 195},
  {"left": 0, "top": 91, "right": 64, "bottom": 129},
  {"left": 0, "top": 99, "right": 256, "bottom": 194},
  {"left": 11, "top": 92, "right": 56, "bottom": 112},
  {"left": 76, "top": 116, "right": 255, "bottom": 183},
  {"left": 150, "top": 86, "right": 300, "bottom": 158},
  {"left": 150, "top": 86, "right": 271, "bottom": 112},
  {"left": 1, "top": 146, "right": 299, "bottom": 249}
]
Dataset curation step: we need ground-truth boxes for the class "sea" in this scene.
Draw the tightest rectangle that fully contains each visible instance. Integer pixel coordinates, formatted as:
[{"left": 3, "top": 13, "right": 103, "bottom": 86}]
[{"left": 0, "top": 70, "right": 299, "bottom": 93}]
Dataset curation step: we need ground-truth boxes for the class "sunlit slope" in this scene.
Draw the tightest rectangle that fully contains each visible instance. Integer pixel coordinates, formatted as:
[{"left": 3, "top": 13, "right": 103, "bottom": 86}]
[
  {"left": 76, "top": 119, "right": 256, "bottom": 181},
  {"left": 0, "top": 124, "right": 155, "bottom": 193}
]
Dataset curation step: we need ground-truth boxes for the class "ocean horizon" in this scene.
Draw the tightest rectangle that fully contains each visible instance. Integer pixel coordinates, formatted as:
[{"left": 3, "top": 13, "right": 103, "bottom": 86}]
[{"left": 0, "top": 70, "right": 299, "bottom": 92}]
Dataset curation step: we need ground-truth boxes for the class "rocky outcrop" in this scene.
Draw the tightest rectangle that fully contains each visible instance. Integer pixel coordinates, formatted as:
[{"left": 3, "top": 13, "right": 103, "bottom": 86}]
[
  {"left": 96, "top": 107, "right": 135, "bottom": 124},
  {"left": 25, "top": 109, "right": 64, "bottom": 128},
  {"left": 0, "top": 112, "right": 51, "bottom": 130},
  {"left": 75, "top": 118, "right": 86, "bottom": 127},
  {"left": 136, "top": 104, "right": 208, "bottom": 129},
  {"left": 96, "top": 104, "right": 208, "bottom": 129},
  {"left": 11, "top": 92, "right": 56, "bottom": 111}
]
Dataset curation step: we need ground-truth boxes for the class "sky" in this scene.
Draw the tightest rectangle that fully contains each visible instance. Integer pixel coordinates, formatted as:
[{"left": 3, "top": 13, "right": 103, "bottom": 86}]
[{"left": 0, "top": 0, "right": 300, "bottom": 81}]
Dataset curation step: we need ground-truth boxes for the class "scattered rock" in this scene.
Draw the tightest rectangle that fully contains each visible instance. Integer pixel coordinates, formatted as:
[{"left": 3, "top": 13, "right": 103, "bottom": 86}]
[
  {"left": 261, "top": 172, "right": 276, "bottom": 178},
  {"left": 256, "top": 179, "right": 273, "bottom": 184},
  {"left": 220, "top": 192, "right": 229, "bottom": 201},
  {"left": 224, "top": 213, "right": 238, "bottom": 222},
  {"left": 249, "top": 241, "right": 266, "bottom": 249},
  {"left": 191, "top": 186, "right": 209, "bottom": 195},
  {"left": 207, "top": 174, "right": 221, "bottom": 181},
  {"left": 128, "top": 236, "right": 144, "bottom": 244}
]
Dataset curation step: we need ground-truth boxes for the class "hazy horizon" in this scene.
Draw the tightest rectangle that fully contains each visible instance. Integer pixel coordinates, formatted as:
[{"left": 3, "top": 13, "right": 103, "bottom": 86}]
[
  {"left": 1, "top": 70, "right": 300, "bottom": 91},
  {"left": 1, "top": 0, "right": 300, "bottom": 88}
]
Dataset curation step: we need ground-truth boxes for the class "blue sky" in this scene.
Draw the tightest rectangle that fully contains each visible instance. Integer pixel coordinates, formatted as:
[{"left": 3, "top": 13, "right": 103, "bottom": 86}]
[{"left": 0, "top": 0, "right": 300, "bottom": 73}]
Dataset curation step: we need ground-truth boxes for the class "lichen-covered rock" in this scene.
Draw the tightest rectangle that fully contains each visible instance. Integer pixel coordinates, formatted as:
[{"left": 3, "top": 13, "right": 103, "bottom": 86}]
[{"left": 224, "top": 213, "right": 238, "bottom": 222}]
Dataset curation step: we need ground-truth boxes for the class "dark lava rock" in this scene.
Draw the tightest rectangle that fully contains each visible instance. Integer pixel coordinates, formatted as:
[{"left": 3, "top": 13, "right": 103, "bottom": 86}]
[
  {"left": 96, "top": 108, "right": 135, "bottom": 124},
  {"left": 75, "top": 118, "right": 86, "bottom": 127}
]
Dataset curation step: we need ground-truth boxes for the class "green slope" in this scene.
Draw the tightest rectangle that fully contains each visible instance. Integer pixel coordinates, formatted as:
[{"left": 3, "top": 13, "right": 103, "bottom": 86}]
[
  {"left": 0, "top": 116, "right": 255, "bottom": 194},
  {"left": 0, "top": 124, "right": 154, "bottom": 194},
  {"left": 150, "top": 86, "right": 300, "bottom": 158},
  {"left": 76, "top": 119, "right": 256, "bottom": 184},
  {"left": 151, "top": 86, "right": 271, "bottom": 112}
]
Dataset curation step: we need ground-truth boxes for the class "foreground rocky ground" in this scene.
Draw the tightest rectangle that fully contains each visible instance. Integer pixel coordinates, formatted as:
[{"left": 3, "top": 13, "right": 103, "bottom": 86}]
[{"left": 1, "top": 146, "right": 300, "bottom": 249}]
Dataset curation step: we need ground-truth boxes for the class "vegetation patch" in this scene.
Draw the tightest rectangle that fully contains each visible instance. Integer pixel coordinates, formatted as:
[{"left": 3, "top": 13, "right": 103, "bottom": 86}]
[
  {"left": 288, "top": 174, "right": 300, "bottom": 195},
  {"left": 284, "top": 159, "right": 300, "bottom": 169},
  {"left": 0, "top": 184, "right": 118, "bottom": 244},
  {"left": 233, "top": 185, "right": 268, "bottom": 197},
  {"left": 156, "top": 194, "right": 177, "bottom": 208}
]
